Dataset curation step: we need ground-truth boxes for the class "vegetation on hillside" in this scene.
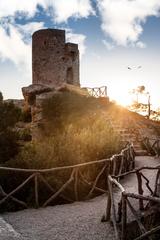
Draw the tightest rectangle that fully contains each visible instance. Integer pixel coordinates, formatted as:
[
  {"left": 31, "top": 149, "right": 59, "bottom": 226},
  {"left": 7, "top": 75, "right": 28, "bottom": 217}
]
[
  {"left": 0, "top": 89, "right": 123, "bottom": 211},
  {"left": 0, "top": 92, "right": 21, "bottom": 164},
  {"left": 7, "top": 89, "right": 121, "bottom": 169}
]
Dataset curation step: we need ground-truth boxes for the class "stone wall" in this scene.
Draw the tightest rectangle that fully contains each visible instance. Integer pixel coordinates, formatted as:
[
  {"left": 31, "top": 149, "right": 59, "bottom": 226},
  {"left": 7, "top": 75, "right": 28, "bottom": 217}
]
[{"left": 32, "top": 29, "right": 79, "bottom": 88}]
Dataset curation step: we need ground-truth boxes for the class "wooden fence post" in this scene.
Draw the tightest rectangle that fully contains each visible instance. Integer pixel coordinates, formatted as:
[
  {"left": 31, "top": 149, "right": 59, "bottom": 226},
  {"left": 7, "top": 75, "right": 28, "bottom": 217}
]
[
  {"left": 121, "top": 194, "right": 127, "bottom": 240},
  {"left": 34, "top": 173, "right": 39, "bottom": 208},
  {"left": 136, "top": 171, "right": 144, "bottom": 210},
  {"left": 74, "top": 168, "right": 79, "bottom": 201}
]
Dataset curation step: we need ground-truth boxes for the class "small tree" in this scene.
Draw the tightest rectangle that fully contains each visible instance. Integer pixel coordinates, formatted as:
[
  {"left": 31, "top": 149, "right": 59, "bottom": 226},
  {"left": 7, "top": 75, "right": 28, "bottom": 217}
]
[
  {"left": 0, "top": 92, "right": 21, "bottom": 163},
  {"left": 129, "top": 86, "right": 151, "bottom": 118}
]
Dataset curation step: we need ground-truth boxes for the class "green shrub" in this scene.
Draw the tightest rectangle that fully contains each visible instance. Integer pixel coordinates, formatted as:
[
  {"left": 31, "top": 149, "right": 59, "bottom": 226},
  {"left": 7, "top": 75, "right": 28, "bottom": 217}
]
[
  {"left": 0, "top": 100, "right": 21, "bottom": 131},
  {"left": 41, "top": 91, "right": 101, "bottom": 132},
  {"left": 18, "top": 128, "right": 32, "bottom": 141},
  {"left": 0, "top": 130, "right": 19, "bottom": 164},
  {"left": 0, "top": 93, "right": 21, "bottom": 163}
]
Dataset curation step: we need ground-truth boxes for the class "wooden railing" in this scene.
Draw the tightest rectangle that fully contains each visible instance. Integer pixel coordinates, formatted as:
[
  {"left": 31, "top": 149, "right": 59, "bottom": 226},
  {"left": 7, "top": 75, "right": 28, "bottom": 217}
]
[
  {"left": 0, "top": 143, "right": 134, "bottom": 212},
  {"left": 142, "top": 137, "right": 160, "bottom": 156},
  {"left": 84, "top": 86, "right": 107, "bottom": 98},
  {"left": 104, "top": 166, "right": 160, "bottom": 240}
]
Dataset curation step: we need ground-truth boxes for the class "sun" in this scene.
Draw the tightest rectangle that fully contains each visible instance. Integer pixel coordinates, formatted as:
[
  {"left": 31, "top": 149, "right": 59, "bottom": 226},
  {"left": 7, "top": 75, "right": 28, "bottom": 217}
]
[{"left": 109, "top": 83, "right": 133, "bottom": 107}]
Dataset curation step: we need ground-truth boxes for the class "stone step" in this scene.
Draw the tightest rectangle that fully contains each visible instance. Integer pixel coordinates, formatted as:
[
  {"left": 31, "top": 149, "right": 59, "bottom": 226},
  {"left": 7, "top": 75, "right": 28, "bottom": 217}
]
[
  {"left": 133, "top": 147, "right": 143, "bottom": 151},
  {"left": 121, "top": 136, "right": 137, "bottom": 140},
  {"left": 133, "top": 143, "right": 142, "bottom": 146},
  {"left": 134, "top": 150, "right": 148, "bottom": 156}
]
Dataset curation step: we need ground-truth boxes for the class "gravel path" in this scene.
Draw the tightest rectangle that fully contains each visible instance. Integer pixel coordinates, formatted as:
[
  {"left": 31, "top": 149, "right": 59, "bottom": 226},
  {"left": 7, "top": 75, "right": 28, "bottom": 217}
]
[{"left": 1, "top": 156, "right": 160, "bottom": 240}]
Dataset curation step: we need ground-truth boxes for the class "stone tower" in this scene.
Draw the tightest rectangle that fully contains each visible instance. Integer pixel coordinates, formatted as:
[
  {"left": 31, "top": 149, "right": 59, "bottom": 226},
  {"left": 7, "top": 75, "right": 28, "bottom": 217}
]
[{"left": 32, "top": 29, "right": 80, "bottom": 88}]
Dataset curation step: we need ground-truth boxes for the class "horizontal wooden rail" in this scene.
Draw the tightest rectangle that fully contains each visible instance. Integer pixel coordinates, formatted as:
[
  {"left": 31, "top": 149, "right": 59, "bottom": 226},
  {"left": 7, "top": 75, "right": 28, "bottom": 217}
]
[
  {"left": 0, "top": 143, "right": 135, "bottom": 212},
  {"left": 113, "top": 165, "right": 160, "bottom": 179},
  {"left": 0, "top": 158, "right": 111, "bottom": 173},
  {"left": 105, "top": 165, "right": 160, "bottom": 240}
]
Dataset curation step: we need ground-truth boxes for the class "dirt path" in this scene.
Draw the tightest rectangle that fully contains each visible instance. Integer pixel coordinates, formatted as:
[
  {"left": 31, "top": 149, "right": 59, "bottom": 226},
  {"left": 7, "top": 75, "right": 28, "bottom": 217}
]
[{"left": 1, "top": 156, "right": 160, "bottom": 240}]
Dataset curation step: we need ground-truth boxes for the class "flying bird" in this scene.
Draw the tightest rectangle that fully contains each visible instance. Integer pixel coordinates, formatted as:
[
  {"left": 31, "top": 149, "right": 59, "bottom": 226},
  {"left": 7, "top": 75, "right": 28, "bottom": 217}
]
[
  {"left": 127, "top": 65, "right": 142, "bottom": 70},
  {"left": 138, "top": 66, "right": 142, "bottom": 69}
]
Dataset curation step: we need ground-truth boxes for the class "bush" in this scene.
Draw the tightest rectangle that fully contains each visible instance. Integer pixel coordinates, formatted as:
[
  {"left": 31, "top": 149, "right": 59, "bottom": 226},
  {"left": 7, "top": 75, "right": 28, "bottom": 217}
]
[
  {"left": 41, "top": 91, "right": 101, "bottom": 132},
  {"left": 0, "top": 100, "right": 21, "bottom": 131},
  {"left": 0, "top": 93, "right": 21, "bottom": 163},
  {"left": 18, "top": 128, "right": 32, "bottom": 141},
  {"left": 0, "top": 130, "right": 19, "bottom": 164},
  {"left": 6, "top": 90, "right": 122, "bottom": 168},
  {"left": 8, "top": 111, "right": 121, "bottom": 169}
]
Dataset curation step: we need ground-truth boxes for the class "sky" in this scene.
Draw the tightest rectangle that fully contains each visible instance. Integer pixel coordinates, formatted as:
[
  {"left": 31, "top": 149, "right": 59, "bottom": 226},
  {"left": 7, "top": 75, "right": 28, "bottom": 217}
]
[{"left": 0, "top": 0, "right": 160, "bottom": 108}]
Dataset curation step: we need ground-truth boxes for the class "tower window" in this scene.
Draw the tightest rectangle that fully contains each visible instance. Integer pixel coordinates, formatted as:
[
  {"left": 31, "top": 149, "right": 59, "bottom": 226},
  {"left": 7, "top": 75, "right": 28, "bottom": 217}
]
[{"left": 66, "top": 67, "right": 73, "bottom": 84}]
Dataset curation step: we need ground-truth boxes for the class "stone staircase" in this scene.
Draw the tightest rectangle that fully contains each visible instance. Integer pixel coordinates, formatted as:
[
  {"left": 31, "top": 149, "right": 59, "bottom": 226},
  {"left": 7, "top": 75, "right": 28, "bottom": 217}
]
[
  {"left": 103, "top": 113, "right": 148, "bottom": 156},
  {"left": 112, "top": 119, "right": 148, "bottom": 156},
  {"left": 101, "top": 104, "right": 160, "bottom": 156}
]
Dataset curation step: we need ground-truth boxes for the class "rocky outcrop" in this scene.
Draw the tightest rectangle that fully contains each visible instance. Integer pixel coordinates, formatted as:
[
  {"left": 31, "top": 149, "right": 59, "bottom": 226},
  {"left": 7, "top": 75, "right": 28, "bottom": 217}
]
[
  {"left": 22, "top": 84, "right": 55, "bottom": 139},
  {"left": 22, "top": 84, "right": 53, "bottom": 106},
  {"left": 22, "top": 83, "right": 90, "bottom": 140}
]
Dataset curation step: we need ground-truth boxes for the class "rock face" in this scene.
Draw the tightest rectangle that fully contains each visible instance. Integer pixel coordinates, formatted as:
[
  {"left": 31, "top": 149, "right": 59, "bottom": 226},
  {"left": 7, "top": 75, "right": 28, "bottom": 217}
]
[
  {"left": 22, "top": 84, "right": 52, "bottom": 106},
  {"left": 22, "top": 84, "right": 55, "bottom": 139},
  {"left": 32, "top": 29, "right": 80, "bottom": 88}
]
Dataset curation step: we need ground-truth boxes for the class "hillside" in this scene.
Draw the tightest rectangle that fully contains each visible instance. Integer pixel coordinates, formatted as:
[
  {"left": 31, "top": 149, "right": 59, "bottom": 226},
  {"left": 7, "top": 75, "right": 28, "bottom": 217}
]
[
  {"left": 14, "top": 84, "right": 160, "bottom": 162},
  {"left": 3, "top": 84, "right": 160, "bottom": 168}
]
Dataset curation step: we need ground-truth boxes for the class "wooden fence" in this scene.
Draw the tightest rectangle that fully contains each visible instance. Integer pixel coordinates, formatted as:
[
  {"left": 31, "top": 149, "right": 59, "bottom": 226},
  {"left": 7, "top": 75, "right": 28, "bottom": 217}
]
[
  {"left": 0, "top": 143, "right": 134, "bottom": 212},
  {"left": 142, "top": 137, "right": 160, "bottom": 156},
  {"left": 104, "top": 166, "right": 160, "bottom": 240},
  {"left": 84, "top": 86, "right": 107, "bottom": 98}
]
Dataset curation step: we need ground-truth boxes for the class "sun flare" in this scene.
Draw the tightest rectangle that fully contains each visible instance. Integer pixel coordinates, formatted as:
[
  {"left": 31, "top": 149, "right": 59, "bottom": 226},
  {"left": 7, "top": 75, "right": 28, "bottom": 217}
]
[{"left": 109, "top": 83, "right": 133, "bottom": 107}]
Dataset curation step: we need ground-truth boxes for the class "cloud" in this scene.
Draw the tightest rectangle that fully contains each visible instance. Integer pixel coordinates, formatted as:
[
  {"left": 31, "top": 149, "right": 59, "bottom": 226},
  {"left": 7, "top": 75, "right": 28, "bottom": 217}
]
[
  {"left": 0, "top": 21, "right": 44, "bottom": 71},
  {"left": 0, "top": 1, "right": 44, "bottom": 18},
  {"left": 0, "top": 24, "right": 31, "bottom": 68},
  {"left": 0, "top": 0, "right": 94, "bottom": 22},
  {"left": 97, "top": 0, "right": 160, "bottom": 47},
  {"left": 17, "top": 22, "right": 45, "bottom": 43},
  {"left": 66, "top": 29, "right": 86, "bottom": 58},
  {"left": 136, "top": 41, "right": 146, "bottom": 48},
  {"left": 0, "top": 1, "right": 49, "bottom": 18},
  {"left": 52, "top": 0, "right": 94, "bottom": 23},
  {"left": 102, "top": 39, "right": 114, "bottom": 50}
]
